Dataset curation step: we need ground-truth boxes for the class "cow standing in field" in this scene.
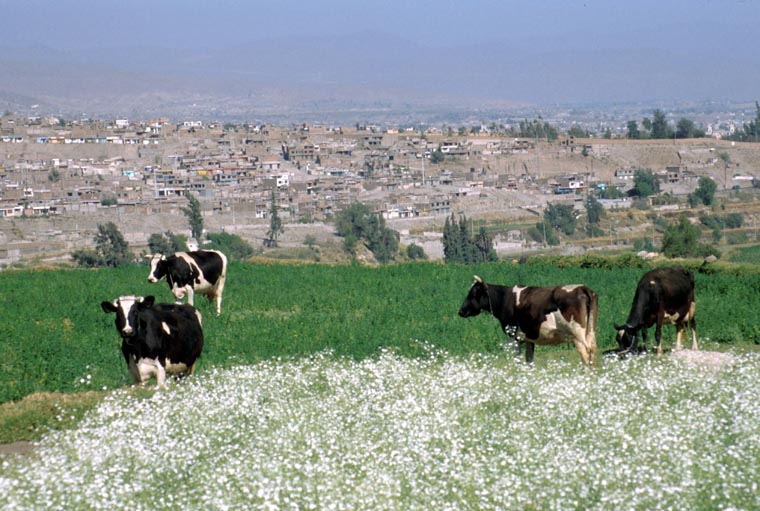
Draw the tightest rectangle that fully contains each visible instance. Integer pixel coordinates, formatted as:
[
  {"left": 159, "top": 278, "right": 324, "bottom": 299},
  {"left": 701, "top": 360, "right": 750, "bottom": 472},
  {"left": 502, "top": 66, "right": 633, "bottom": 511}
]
[
  {"left": 614, "top": 266, "right": 697, "bottom": 356},
  {"left": 458, "top": 275, "right": 599, "bottom": 366},
  {"left": 147, "top": 250, "right": 227, "bottom": 316},
  {"left": 101, "top": 295, "right": 204, "bottom": 386}
]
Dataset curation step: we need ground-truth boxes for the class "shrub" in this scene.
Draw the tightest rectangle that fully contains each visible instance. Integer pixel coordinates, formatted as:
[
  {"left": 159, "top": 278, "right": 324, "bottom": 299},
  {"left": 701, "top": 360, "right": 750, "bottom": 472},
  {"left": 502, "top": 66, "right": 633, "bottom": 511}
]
[
  {"left": 661, "top": 216, "right": 700, "bottom": 258},
  {"left": 727, "top": 232, "right": 749, "bottom": 245},
  {"left": 335, "top": 202, "right": 399, "bottom": 263},
  {"left": 147, "top": 231, "right": 188, "bottom": 254},
  {"left": 72, "top": 222, "right": 133, "bottom": 268},
  {"left": 443, "top": 213, "right": 497, "bottom": 262},
  {"left": 406, "top": 243, "right": 427, "bottom": 260},
  {"left": 205, "top": 232, "right": 254, "bottom": 261}
]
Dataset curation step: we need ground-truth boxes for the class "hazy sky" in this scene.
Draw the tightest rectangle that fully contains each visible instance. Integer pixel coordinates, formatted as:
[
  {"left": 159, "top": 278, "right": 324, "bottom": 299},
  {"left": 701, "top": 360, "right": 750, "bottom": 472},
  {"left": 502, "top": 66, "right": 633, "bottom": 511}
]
[
  {"left": 1, "top": 0, "right": 758, "bottom": 112},
  {"left": 2, "top": 0, "right": 757, "bottom": 52}
]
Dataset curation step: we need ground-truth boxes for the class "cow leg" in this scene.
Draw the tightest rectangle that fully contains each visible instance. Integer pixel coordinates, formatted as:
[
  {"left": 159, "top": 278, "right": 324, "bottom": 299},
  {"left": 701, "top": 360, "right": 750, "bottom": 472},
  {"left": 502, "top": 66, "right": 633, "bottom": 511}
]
[
  {"left": 155, "top": 363, "right": 167, "bottom": 388},
  {"left": 675, "top": 323, "right": 685, "bottom": 351},
  {"left": 525, "top": 342, "right": 535, "bottom": 364},
  {"left": 585, "top": 329, "right": 597, "bottom": 366},
  {"left": 572, "top": 337, "right": 592, "bottom": 367},
  {"left": 135, "top": 358, "right": 160, "bottom": 385},
  {"left": 570, "top": 327, "right": 596, "bottom": 367},
  {"left": 127, "top": 356, "right": 142, "bottom": 385},
  {"left": 504, "top": 325, "right": 521, "bottom": 360},
  {"left": 639, "top": 329, "right": 647, "bottom": 352},
  {"left": 173, "top": 286, "right": 187, "bottom": 305},
  {"left": 213, "top": 277, "right": 225, "bottom": 316},
  {"left": 689, "top": 302, "right": 698, "bottom": 350},
  {"left": 511, "top": 339, "right": 521, "bottom": 360},
  {"left": 186, "top": 286, "right": 195, "bottom": 306},
  {"left": 655, "top": 321, "right": 664, "bottom": 357}
]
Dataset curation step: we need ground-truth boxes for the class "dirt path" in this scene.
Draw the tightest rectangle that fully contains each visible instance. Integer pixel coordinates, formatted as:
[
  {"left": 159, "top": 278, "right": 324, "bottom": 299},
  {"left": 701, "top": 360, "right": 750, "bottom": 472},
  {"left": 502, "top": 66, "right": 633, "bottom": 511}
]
[{"left": 0, "top": 441, "right": 36, "bottom": 457}]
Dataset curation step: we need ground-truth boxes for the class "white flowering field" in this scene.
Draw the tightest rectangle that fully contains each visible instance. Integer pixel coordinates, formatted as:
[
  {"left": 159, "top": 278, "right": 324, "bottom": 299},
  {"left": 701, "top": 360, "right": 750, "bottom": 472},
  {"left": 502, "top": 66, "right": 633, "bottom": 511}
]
[{"left": 2, "top": 349, "right": 759, "bottom": 510}]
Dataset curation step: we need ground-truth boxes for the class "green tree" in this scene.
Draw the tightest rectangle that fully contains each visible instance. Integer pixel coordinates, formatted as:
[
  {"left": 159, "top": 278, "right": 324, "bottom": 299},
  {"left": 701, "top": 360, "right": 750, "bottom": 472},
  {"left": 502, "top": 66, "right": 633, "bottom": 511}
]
[
  {"left": 567, "top": 125, "right": 589, "bottom": 138},
  {"left": 661, "top": 216, "right": 700, "bottom": 258},
  {"left": 726, "top": 101, "right": 760, "bottom": 142},
  {"left": 651, "top": 110, "right": 672, "bottom": 139},
  {"left": 519, "top": 117, "right": 559, "bottom": 142},
  {"left": 544, "top": 203, "right": 576, "bottom": 235},
  {"left": 724, "top": 213, "right": 744, "bottom": 229},
  {"left": 675, "top": 118, "right": 704, "bottom": 139},
  {"left": 599, "top": 185, "right": 624, "bottom": 199},
  {"left": 442, "top": 213, "right": 496, "bottom": 263},
  {"left": 366, "top": 219, "right": 399, "bottom": 263},
  {"left": 182, "top": 191, "right": 204, "bottom": 241},
  {"left": 633, "top": 237, "right": 657, "bottom": 252},
  {"left": 205, "top": 232, "right": 254, "bottom": 261},
  {"left": 95, "top": 222, "right": 132, "bottom": 267},
  {"left": 641, "top": 117, "right": 652, "bottom": 138},
  {"left": 265, "top": 189, "right": 284, "bottom": 247},
  {"left": 528, "top": 220, "right": 560, "bottom": 246},
  {"left": 406, "top": 243, "right": 427, "bottom": 260},
  {"left": 430, "top": 150, "right": 445, "bottom": 164},
  {"left": 443, "top": 214, "right": 462, "bottom": 262},
  {"left": 626, "top": 121, "right": 640, "bottom": 139},
  {"left": 72, "top": 222, "right": 133, "bottom": 267},
  {"left": 334, "top": 202, "right": 399, "bottom": 263},
  {"left": 631, "top": 168, "right": 660, "bottom": 197},
  {"left": 688, "top": 176, "right": 717, "bottom": 207},
  {"left": 660, "top": 216, "right": 719, "bottom": 259},
  {"left": 474, "top": 227, "right": 497, "bottom": 262},
  {"left": 148, "top": 231, "right": 188, "bottom": 254},
  {"left": 343, "top": 233, "right": 358, "bottom": 257},
  {"left": 336, "top": 203, "right": 373, "bottom": 240},
  {"left": 585, "top": 194, "right": 605, "bottom": 225}
]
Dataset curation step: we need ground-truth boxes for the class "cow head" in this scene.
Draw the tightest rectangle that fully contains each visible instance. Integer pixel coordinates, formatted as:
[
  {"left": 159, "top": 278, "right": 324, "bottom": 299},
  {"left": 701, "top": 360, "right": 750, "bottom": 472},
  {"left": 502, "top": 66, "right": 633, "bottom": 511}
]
[
  {"left": 146, "top": 254, "right": 167, "bottom": 283},
  {"left": 458, "top": 275, "right": 490, "bottom": 318},
  {"left": 101, "top": 295, "right": 156, "bottom": 338},
  {"left": 614, "top": 322, "right": 639, "bottom": 352}
]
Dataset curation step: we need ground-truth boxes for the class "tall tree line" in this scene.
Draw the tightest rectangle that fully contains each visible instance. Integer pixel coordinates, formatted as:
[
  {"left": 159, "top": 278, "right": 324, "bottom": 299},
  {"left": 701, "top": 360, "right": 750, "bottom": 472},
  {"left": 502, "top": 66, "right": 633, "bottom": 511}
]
[
  {"left": 627, "top": 109, "right": 706, "bottom": 140},
  {"left": 442, "top": 213, "right": 497, "bottom": 263}
]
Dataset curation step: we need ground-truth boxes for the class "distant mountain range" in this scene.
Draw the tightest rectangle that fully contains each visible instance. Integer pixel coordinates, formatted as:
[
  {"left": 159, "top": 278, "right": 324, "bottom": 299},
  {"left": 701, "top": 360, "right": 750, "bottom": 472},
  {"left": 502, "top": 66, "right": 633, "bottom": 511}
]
[{"left": 1, "top": 32, "right": 757, "bottom": 122}]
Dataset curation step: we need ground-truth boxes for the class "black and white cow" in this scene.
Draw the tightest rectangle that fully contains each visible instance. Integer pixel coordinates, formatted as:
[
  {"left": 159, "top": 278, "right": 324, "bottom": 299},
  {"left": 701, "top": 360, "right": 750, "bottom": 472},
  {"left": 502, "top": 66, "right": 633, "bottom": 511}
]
[
  {"left": 614, "top": 266, "right": 697, "bottom": 356},
  {"left": 147, "top": 250, "right": 227, "bottom": 316},
  {"left": 101, "top": 295, "right": 204, "bottom": 386},
  {"left": 458, "top": 275, "right": 598, "bottom": 366}
]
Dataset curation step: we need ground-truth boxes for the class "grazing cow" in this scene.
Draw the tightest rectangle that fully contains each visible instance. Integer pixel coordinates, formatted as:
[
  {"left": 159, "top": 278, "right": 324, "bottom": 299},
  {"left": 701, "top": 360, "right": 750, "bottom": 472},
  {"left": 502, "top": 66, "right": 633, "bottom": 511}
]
[
  {"left": 101, "top": 295, "right": 204, "bottom": 386},
  {"left": 614, "top": 266, "right": 697, "bottom": 356},
  {"left": 147, "top": 250, "right": 227, "bottom": 316},
  {"left": 458, "top": 275, "right": 598, "bottom": 366}
]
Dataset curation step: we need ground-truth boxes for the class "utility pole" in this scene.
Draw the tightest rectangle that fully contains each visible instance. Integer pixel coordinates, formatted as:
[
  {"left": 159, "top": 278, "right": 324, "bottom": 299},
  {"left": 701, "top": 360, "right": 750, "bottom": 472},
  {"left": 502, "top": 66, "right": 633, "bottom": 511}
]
[{"left": 421, "top": 153, "right": 425, "bottom": 187}]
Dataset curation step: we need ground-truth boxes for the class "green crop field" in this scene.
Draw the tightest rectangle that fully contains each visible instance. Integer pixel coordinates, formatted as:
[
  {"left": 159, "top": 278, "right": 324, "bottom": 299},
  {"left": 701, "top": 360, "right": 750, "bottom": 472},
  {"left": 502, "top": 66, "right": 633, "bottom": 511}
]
[
  {"left": 2, "top": 259, "right": 760, "bottom": 509},
  {"left": 2, "top": 259, "right": 760, "bottom": 404}
]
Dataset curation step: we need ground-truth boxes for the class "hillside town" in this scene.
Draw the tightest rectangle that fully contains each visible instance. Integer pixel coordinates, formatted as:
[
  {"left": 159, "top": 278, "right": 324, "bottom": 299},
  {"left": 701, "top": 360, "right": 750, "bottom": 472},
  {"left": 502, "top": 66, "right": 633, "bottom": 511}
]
[{"left": 2, "top": 113, "right": 760, "bottom": 266}]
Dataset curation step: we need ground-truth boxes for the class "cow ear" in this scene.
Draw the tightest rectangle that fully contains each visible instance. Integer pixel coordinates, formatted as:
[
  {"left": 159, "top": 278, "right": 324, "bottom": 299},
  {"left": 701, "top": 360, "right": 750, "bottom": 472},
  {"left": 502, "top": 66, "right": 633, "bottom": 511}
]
[
  {"left": 101, "top": 301, "right": 117, "bottom": 313},
  {"left": 141, "top": 296, "right": 156, "bottom": 308}
]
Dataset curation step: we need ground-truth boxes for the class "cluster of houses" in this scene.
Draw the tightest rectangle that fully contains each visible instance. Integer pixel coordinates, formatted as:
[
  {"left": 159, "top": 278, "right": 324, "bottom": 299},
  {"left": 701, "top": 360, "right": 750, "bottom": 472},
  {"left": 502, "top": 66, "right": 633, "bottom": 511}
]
[{"left": 0, "top": 114, "right": 716, "bottom": 224}]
